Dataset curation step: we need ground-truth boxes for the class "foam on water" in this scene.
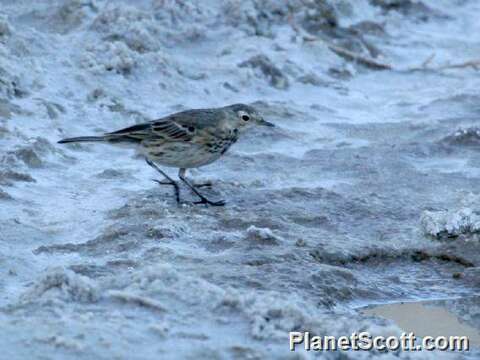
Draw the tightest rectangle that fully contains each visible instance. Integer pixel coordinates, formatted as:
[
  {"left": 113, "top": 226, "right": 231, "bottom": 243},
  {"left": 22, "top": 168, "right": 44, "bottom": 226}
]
[{"left": 1, "top": 0, "right": 480, "bottom": 358}]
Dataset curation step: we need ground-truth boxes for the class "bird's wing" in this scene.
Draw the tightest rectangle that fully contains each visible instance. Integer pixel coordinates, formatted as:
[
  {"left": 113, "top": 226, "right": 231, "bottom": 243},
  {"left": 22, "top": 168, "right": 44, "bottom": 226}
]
[
  {"left": 150, "top": 118, "right": 195, "bottom": 141},
  {"left": 105, "top": 116, "right": 195, "bottom": 142},
  {"left": 104, "top": 108, "right": 225, "bottom": 142}
]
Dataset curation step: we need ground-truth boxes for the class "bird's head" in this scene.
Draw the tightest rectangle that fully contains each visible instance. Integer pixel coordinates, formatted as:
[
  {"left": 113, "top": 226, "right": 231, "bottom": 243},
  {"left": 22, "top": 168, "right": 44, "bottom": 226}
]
[{"left": 225, "top": 103, "right": 274, "bottom": 131}]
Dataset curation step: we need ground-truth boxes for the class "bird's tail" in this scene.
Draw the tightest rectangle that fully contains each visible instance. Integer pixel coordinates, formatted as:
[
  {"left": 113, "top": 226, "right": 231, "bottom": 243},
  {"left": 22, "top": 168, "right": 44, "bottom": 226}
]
[{"left": 58, "top": 136, "right": 107, "bottom": 144}]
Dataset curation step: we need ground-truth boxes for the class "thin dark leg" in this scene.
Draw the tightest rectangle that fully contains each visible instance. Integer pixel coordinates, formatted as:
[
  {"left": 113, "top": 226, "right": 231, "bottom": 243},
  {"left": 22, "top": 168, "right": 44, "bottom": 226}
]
[
  {"left": 178, "top": 168, "right": 225, "bottom": 206},
  {"left": 145, "top": 159, "right": 181, "bottom": 204}
]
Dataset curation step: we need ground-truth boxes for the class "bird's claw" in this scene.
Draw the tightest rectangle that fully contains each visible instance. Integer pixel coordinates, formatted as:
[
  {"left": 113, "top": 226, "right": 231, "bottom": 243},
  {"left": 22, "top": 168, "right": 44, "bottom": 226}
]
[
  {"left": 152, "top": 179, "right": 176, "bottom": 186},
  {"left": 152, "top": 177, "right": 222, "bottom": 206},
  {"left": 193, "top": 198, "right": 226, "bottom": 207},
  {"left": 152, "top": 179, "right": 181, "bottom": 203},
  {"left": 193, "top": 181, "right": 212, "bottom": 188}
]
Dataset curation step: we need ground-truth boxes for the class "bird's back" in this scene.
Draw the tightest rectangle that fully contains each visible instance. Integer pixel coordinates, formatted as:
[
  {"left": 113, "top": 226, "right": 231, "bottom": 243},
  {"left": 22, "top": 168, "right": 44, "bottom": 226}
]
[{"left": 164, "top": 108, "right": 227, "bottom": 128}]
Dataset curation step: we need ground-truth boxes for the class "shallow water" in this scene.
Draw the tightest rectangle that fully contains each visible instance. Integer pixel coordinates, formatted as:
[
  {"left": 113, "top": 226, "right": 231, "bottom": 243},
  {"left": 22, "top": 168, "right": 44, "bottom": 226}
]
[
  {"left": 362, "top": 297, "right": 480, "bottom": 348},
  {"left": 1, "top": 0, "right": 480, "bottom": 358}
]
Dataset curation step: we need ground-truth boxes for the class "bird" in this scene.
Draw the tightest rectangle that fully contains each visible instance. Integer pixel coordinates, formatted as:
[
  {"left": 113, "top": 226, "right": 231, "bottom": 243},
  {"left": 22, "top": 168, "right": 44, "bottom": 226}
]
[{"left": 58, "top": 103, "right": 274, "bottom": 206}]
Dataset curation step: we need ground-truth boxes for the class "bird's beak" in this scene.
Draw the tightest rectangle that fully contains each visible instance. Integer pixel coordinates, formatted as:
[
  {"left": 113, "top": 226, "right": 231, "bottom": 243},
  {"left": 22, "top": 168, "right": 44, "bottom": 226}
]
[{"left": 259, "top": 118, "right": 275, "bottom": 127}]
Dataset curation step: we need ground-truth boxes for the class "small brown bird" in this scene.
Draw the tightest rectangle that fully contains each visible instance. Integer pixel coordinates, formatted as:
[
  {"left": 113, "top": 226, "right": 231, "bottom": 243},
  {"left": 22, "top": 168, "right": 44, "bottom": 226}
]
[{"left": 58, "top": 104, "right": 274, "bottom": 206}]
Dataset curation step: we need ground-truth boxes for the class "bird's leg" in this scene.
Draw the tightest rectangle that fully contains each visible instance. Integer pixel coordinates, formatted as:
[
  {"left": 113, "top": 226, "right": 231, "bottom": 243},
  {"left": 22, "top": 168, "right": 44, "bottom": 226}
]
[
  {"left": 145, "top": 159, "right": 181, "bottom": 204},
  {"left": 178, "top": 170, "right": 212, "bottom": 188},
  {"left": 178, "top": 168, "right": 225, "bottom": 206}
]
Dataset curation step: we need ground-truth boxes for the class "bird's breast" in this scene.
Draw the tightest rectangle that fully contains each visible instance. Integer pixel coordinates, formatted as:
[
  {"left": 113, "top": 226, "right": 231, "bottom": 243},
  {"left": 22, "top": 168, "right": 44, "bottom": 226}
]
[
  {"left": 140, "top": 128, "right": 239, "bottom": 168},
  {"left": 206, "top": 129, "right": 239, "bottom": 155}
]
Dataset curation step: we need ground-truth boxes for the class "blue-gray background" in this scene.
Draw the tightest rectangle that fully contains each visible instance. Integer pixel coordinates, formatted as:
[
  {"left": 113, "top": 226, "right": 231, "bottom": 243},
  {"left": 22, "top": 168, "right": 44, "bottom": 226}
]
[{"left": 0, "top": 0, "right": 479, "bottom": 358}]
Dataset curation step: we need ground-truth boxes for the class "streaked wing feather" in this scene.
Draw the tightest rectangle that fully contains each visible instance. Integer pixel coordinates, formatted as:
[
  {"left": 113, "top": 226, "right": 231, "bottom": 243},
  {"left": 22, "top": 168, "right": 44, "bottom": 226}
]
[
  {"left": 105, "top": 123, "right": 151, "bottom": 141},
  {"left": 151, "top": 120, "right": 192, "bottom": 141},
  {"left": 105, "top": 117, "right": 194, "bottom": 142},
  {"left": 108, "top": 123, "right": 150, "bottom": 135}
]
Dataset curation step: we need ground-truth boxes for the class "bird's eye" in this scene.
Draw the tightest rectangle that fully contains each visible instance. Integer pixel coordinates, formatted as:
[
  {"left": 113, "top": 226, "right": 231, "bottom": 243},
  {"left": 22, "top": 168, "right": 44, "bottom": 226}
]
[
  {"left": 182, "top": 125, "right": 195, "bottom": 132},
  {"left": 242, "top": 114, "right": 250, "bottom": 121}
]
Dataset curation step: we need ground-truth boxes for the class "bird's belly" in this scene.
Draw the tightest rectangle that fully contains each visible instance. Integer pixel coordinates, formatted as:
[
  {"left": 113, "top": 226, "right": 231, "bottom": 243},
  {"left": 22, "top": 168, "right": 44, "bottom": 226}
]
[{"left": 141, "top": 141, "right": 225, "bottom": 168}]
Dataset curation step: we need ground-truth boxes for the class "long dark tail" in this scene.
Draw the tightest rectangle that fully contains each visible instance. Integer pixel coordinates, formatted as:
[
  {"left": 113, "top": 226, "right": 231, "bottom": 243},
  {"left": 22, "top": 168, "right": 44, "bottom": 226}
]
[{"left": 58, "top": 136, "right": 107, "bottom": 144}]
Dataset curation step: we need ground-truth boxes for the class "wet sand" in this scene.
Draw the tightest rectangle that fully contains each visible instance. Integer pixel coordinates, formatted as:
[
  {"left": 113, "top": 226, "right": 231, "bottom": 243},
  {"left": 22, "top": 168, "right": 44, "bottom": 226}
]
[{"left": 1, "top": 0, "right": 480, "bottom": 358}]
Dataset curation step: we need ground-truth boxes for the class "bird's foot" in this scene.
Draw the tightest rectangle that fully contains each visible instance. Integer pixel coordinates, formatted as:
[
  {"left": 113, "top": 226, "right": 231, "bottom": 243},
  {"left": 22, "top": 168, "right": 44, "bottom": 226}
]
[
  {"left": 193, "top": 181, "right": 212, "bottom": 189},
  {"left": 193, "top": 197, "right": 226, "bottom": 207},
  {"left": 152, "top": 178, "right": 180, "bottom": 189},
  {"left": 152, "top": 179, "right": 181, "bottom": 204},
  {"left": 153, "top": 179, "right": 176, "bottom": 186}
]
